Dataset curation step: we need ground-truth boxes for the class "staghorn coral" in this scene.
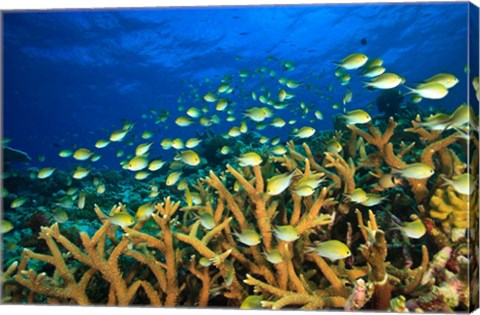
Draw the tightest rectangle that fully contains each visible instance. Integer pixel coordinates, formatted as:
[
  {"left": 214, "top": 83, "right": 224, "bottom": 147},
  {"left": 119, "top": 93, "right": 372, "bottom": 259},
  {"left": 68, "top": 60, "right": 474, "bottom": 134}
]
[{"left": 1, "top": 106, "right": 477, "bottom": 311}]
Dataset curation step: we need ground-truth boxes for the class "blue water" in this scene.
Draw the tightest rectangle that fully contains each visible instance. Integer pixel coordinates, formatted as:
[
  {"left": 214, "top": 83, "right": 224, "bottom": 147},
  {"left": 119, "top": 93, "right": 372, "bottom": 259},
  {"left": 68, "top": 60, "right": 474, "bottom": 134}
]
[{"left": 3, "top": 3, "right": 470, "bottom": 170}]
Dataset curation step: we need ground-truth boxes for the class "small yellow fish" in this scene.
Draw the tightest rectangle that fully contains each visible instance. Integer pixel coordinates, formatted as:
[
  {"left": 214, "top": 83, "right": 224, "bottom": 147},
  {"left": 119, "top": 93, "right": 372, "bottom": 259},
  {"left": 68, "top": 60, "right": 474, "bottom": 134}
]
[
  {"left": 395, "top": 218, "right": 426, "bottom": 239},
  {"left": 141, "top": 131, "right": 154, "bottom": 139},
  {"left": 186, "top": 138, "right": 202, "bottom": 149},
  {"left": 109, "top": 212, "right": 135, "bottom": 227},
  {"left": 406, "top": 82, "right": 448, "bottom": 99},
  {"left": 308, "top": 240, "right": 351, "bottom": 261},
  {"left": 364, "top": 73, "right": 402, "bottom": 89},
  {"left": 396, "top": 163, "right": 434, "bottom": 179},
  {"left": 199, "top": 257, "right": 213, "bottom": 267},
  {"left": 326, "top": 139, "right": 342, "bottom": 153},
  {"left": 166, "top": 171, "right": 182, "bottom": 186},
  {"left": 359, "top": 193, "right": 386, "bottom": 206},
  {"left": 240, "top": 121, "right": 248, "bottom": 133},
  {"left": 0, "top": 220, "right": 14, "bottom": 234},
  {"left": 286, "top": 80, "right": 301, "bottom": 89},
  {"left": 135, "top": 202, "right": 155, "bottom": 221},
  {"left": 197, "top": 212, "right": 215, "bottom": 230},
  {"left": 244, "top": 107, "right": 266, "bottom": 122},
  {"left": 97, "top": 184, "right": 106, "bottom": 194},
  {"left": 78, "top": 192, "right": 86, "bottom": 209},
  {"left": 377, "top": 174, "right": 403, "bottom": 190},
  {"left": 52, "top": 208, "right": 68, "bottom": 223},
  {"left": 344, "top": 109, "right": 371, "bottom": 125},
  {"left": 127, "top": 156, "right": 149, "bottom": 171},
  {"left": 271, "top": 145, "right": 287, "bottom": 155},
  {"left": 175, "top": 116, "right": 194, "bottom": 127},
  {"left": 175, "top": 150, "right": 200, "bottom": 166},
  {"left": 95, "top": 139, "right": 110, "bottom": 149},
  {"left": 135, "top": 142, "right": 153, "bottom": 156},
  {"left": 161, "top": 138, "right": 173, "bottom": 150},
  {"left": 292, "top": 185, "right": 315, "bottom": 197},
  {"left": 238, "top": 152, "right": 262, "bottom": 167},
  {"left": 345, "top": 188, "right": 368, "bottom": 203},
  {"left": 135, "top": 171, "right": 150, "bottom": 180},
  {"left": 233, "top": 229, "right": 261, "bottom": 246},
  {"left": 240, "top": 295, "right": 264, "bottom": 309},
  {"left": 171, "top": 138, "right": 185, "bottom": 150},
  {"left": 362, "top": 66, "right": 386, "bottom": 78},
  {"left": 273, "top": 225, "right": 300, "bottom": 242},
  {"left": 441, "top": 173, "right": 474, "bottom": 195},
  {"left": 37, "top": 167, "right": 55, "bottom": 179},
  {"left": 186, "top": 107, "right": 202, "bottom": 118},
  {"left": 263, "top": 249, "right": 283, "bottom": 264},
  {"left": 203, "top": 92, "right": 217, "bottom": 102},
  {"left": 220, "top": 146, "right": 231, "bottom": 155},
  {"left": 110, "top": 129, "right": 129, "bottom": 142},
  {"left": 228, "top": 126, "right": 241, "bottom": 137},
  {"left": 59, "top": 149, "right": 73, "bottom": 158},
  {"left": 271, "top": 117, "right": 286, "bottom": 128},
  {"left": 423, "top": 73, "right": 459, "bottom": 89},
  {"left": 293, "top": 126, "right": 316, "bottom": 139},
  {"left": 73, "top": 148, "right": 93, "bottom": 161},
  {"left": 216, "top": 99, "right": 228, "bottom": 111},
  {"left": 266, "top": 172, "right": 294, "bottom": 196},
  {"left": 336, "top": 53, "right": 368, "bottom": 70},
  {"left": 73, "top": 167, "right": 90, "bottom": 179},
  {"left": 343, "top": 89, "right": 352, "bottom": 105},
  {"left": 314, "top": 110, "right": 324, "bottom": 120},
  {"left": 91, "top": 154, "right": 101, "bottom": 162},
  {"left": 148, "top": 160, "right": 165, "bottom": 171}
]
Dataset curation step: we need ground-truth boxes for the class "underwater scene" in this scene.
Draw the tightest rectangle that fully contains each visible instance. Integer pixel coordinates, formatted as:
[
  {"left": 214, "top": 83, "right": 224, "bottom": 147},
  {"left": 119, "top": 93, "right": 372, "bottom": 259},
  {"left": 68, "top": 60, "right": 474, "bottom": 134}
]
[{"left": 1, "top": 2, "right": 480, "bottom": 312}]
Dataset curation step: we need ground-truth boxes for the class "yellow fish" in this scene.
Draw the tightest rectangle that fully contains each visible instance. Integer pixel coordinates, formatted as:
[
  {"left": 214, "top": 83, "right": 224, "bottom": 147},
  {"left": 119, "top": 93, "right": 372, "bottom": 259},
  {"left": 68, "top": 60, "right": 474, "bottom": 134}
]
[
  {"left": 263, "top": 249, "right": 283, "bottom": 264},
  {"left": 141, "top": 131, "right": 153, "bottom": 139},
  {"left": 440, "top": 173, "right": 474, "bottom": 195},
  {"left": 292, "top": 185, "right": 315, "bottom": 197},
  {"left": 109, "top": 212, "right": 135, "bottom": 227},
  {"left": 203, "top": 92, "right": 217, "bottom": 102},
  {"left": 127, "top": 156, "right": 149, "bottom": 171},
  {"left": 308, "top": 240, "right": 351, "bottom": 261},
  {"left": 148, "top": 160, "right": 165, "bottom": 171},
  {"left": 359, "top": 193, "right": 386, "bottom": 206},
  {"left": 273, "top": 225, "right": 300, "bottom": 242},
  {"left": 135, "top": 171, "right": 150, "bottom": 180},
  {"left": 293, "top": 126, "right": 316, "bottom": 139},
  {"left": 73, "top": 148, "right": 93, "bottom": 161},
  {"left": 233, "top": 229, "right": 261, "bottom": 246},
  {"left": 110, "top": 129, "right": 128, "bottom": 142},
  {"left": 362, "top": 66, "right": 386, "bottom": 78},
  {"left": 58, "top": 149, "right": 73, "bottom": 157},
  {"left": 175, "top": 150, "right": 200, "bottom": 166},
  {"left": 216, "top": 99, "right": 228, "bottom": 111},
  {"left": 52, "top": 208, "right": 68, "bottom": 223},
  {"left": 271, "top": 145, "right": 287, "bottom": 155},
  {"left": 345, "top": 188, "right": 368, "bottom": 203},
  {"left": 406, "top": 82, "right": 448, "bottom": 99},
  {"left": 186, "top": 107, "right": 202, "bottom": 118},
  {"left": 166, "top": 171, "right": 182, "bottom": 186},
  {"left": 395, "top": 218, "right": 426, "bottom": 239},
  {"left": 186, "top": 138, "right": 202, "bottom": 149},
  {"left": 95, "top": 139, "right": 110, "bottom": 149},
  {"left": 326, "top": 139, "right": 342, "bottom": 153},
  {"left": 423, "top": 73, "right": 459, "bottom": 89},
  {"left": 78, "top": 192, "right": 86, "bottom": 209},
  {"left": 171, "top": 138, "right": 185, "bottom": 150},
  {"left": 238, "top": 152, "right": 263, "bottom": 167},
  {"left": 135, "top": 142, "right": 153, "bottom": 156},
  {"left": 135, "top": 202, "right": 155, "bottom": 221},
  {"left": 196, "top": 212, "right": 216, "bottom": 230},
  {"left": 37, "top": 167, "right": 55, "bottom": 179},
  {"left": 271, "top": 117, "right": 286, "bottom": 128},
  {"left": 175, "top": 116, "right": 194, "bottom": 127},
  {"left": 364, "top": 73, "right": 402, "bottom": 89},
  {"left": 73, "top": 167, "right": 90, "bottom": 179},
  {"left": 344, "top": 109, "right": 371, "bottom": 125},
  {"left": 240, "top": 295, "right": 264, "bottom": 309},
  {"left": 396, "top": 163, "right": 434, "bottom": 179},
  {"left": 266, "top": 172, "right": 294, "bottom": 196},
  {"left": 0, "top": 220, "right": 14, "bottom": 234},
  {"left": 335, "top": 53, "right": 368, "bottom": 70},
  {"left": 220, "top": 146, "right": 231, "bottom": 155}
]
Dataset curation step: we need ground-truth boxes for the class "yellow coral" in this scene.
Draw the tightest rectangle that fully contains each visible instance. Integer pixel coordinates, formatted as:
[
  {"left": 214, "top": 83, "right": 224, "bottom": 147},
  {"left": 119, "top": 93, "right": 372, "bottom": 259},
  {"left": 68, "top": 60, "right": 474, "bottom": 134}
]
[{"left": 429, "top": 186, "right": 469, "bottom": 229}]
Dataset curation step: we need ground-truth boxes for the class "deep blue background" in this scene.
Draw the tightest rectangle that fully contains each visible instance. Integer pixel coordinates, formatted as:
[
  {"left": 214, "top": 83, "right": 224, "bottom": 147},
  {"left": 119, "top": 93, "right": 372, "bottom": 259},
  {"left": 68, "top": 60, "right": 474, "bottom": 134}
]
[{"left": 3, "top": 3, "right": 472, "bottom": 170}]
